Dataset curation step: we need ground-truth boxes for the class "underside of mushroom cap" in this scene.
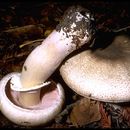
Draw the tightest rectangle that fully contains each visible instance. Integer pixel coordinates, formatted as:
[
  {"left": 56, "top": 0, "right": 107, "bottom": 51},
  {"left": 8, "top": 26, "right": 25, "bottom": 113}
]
[
  {"left": 60, "top": 35, "right": 130, "bottom": 103},
  {"left": 0, "top": 72, "right": 65, "bottom": 126}
]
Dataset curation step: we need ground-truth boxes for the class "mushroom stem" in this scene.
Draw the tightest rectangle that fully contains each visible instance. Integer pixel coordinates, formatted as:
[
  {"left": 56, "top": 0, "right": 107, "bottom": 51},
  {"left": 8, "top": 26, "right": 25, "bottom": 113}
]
[
  {"left": 11, "top": 6, "right": 95, "bottom": 108},
  {"left": 20, "top": 30, "right": 76, "bottom": 89},
  {"left": 19, "top": 90, "right": 41, "bottom": 108}
]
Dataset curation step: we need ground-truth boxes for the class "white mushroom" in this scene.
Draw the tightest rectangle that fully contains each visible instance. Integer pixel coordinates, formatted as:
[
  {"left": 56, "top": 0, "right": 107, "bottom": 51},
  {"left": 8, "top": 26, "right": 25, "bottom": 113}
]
[
  {"left": 0, "top": 72, "right": 65, "bottom": 126},
  {"left": 60, "top": 35, "right": 130, "bottom": 103},
  {"left": 0, "top": 6, "right": 95, "bottom": 126}
]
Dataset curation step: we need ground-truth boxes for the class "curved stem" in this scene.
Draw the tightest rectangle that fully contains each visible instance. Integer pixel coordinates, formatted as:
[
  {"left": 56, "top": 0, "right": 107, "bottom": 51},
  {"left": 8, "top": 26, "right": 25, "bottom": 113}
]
[{"left": 12, "top": 6, "right": 94, "bottom": 108}]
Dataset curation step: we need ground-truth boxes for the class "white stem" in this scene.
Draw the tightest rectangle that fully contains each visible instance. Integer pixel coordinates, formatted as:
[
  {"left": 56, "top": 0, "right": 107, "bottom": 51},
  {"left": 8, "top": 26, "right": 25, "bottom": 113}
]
[
  {"left": 19, "top": 90, "right": 41, "bottom": 108},
  {"left": 12, "top": 6, "right": 94, "bottom": 107},
  {"left": 20, "top": 30, "right": 78, "bottom": 89}
]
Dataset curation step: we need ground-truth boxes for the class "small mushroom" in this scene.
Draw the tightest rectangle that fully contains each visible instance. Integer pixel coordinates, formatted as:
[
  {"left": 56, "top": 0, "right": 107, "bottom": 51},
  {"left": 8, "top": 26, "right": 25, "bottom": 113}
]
[
  {"left": 60, "top": 35, "right": 130, "bottom": 103},
  {"left": 0, "top": 6, "right": 95, "bottom": 126}
]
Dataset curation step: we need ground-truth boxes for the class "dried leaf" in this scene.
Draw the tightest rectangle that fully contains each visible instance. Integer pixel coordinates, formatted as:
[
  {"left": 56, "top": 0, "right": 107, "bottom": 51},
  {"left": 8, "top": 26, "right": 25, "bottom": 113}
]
[
  {"left": 44, "top": 29, "right": 53, "bottom": 37},
  {"left": 69, "top": 98, "right": 101, "bottom": 127},
  {"left": 122, "top": 107, "right": 130, "bottom": 127},
  {"left": 99, "top": 103, "right": 111, "bottom": 128}
]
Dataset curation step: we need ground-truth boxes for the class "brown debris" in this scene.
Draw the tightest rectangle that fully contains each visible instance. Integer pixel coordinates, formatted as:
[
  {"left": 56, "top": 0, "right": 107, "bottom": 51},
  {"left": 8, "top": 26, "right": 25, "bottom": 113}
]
[
  {"left": 99, "top": 103, "right": 111, "bottom": 128},
  {"left": 69, "top": 98, "right": 101, "bottom": 127},
  {"left": 122, "top": 107, "right": 130, "bottom": 127}
]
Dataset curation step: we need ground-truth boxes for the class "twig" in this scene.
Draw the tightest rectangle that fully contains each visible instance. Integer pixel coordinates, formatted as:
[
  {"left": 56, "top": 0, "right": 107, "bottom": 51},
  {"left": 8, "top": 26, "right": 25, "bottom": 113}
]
[
  {"left": 112, "top": 25, "right": 130, "bottom": 33},
  {"left": 19, "top": 39, "right": 44, "bottom": 48}
]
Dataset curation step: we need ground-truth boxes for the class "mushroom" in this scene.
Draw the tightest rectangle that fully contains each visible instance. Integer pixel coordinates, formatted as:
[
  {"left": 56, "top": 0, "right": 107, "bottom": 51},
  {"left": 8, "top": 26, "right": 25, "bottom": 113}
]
[
  {"left": 0, "top": 72, "right": 65, "bottom": 126},
  {"left": 0, "top": 6, "right": 95, "bottom": 126},
  {"left": 60, "top": 34, "right": 130, "bottom": 103}
]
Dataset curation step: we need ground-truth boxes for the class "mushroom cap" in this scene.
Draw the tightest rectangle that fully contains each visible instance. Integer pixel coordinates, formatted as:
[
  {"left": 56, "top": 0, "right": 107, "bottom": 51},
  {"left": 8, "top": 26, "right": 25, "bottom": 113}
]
[
  {"left": 60, "top": 35, "right": 130, "bottom": 102},
  {"left": 0, "top": 72, "right": 65, "bottom": 126}
]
